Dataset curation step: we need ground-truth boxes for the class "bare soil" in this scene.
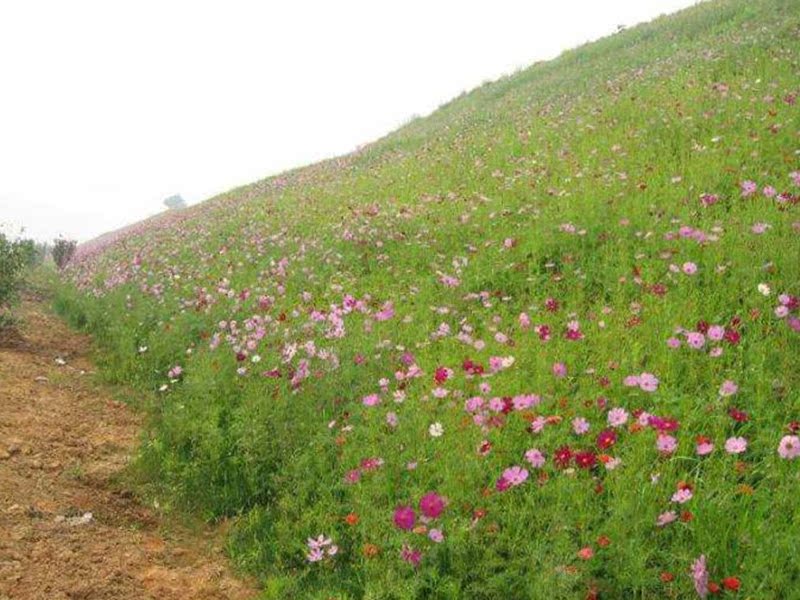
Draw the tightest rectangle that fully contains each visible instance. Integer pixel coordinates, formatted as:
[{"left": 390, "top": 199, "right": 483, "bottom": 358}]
[{"left": 0, "top": 299, "right": 258, "bottom": 600}]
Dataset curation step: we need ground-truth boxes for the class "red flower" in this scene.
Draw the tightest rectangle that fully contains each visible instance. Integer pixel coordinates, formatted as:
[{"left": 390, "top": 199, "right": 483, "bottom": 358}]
[
  {"left": 554, "top": 445, "right": 573, "bottom": 468},
  {"left": 724, "top": 329, "right": 741, "bottom": 345},
  {"left": 728, "top": 408, "right": 749, "bottom": 422},
  {"left": 575, "top": 451, "right": 597, "bottom": 469},
  {"left": 722, "top": 577, "right": 741, "bottom": 591},
  {"left": 434, "top": 367, "right": 449, "bottom": 384},
  {"left": 545, "top": 298, "right": 560, "bottom": 312},
  {"left": 596, "top": 429, "right": 617, "bottom": 450}
]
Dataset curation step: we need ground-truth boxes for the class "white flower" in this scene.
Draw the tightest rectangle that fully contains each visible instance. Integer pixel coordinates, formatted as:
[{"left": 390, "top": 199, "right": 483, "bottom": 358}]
[
  {"left": 428, "top": 422, "right": 444, "bottom": 438},
  {"left": 758, "top": 283, "right": 771, "bottom": 296},
  {"left": 251, "top": 354, "right": 261, "bottom": 363}
]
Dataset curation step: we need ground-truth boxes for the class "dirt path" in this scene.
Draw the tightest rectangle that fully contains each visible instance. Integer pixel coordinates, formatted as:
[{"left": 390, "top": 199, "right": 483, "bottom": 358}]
[{"left": 0, "top": 298, "right": 258, "bottom": 600}]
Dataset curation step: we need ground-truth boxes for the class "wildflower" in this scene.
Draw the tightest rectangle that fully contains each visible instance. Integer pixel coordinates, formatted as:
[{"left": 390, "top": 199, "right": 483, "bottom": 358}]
[
  {"left": 671, "top": 488, "right": 693, "bottom": 504},
  {"left": 757, "top": 283, "right": 771, "bottom": 296},
  {"left": 692, "top": 555, "right": 709, "bottom": 599},
  {"left": 428, "top": 528, "right": 444, "bottom": 543},
  {"left": 400, "top": 544, "right": 422, "bottom": 567},
  {"left": 657, "top": 434, "right": 678, "bottom": 455},
  {"left": 554, "top": 445, "right": 573, "bottom": 468},
  {"left": 639, "top": 372, "right": 659, "bottom": 392},
  {"left": 428, "top": 422, "right": 444, "bottom": 438},
  {"left": 575, "top": 451, "right": 597, "bottom": 469},
  {"left": 607, "top": 407, "right": 629, "bottom": 428},
  {"left": 501, "top": 465, "right": 529, "bottom": 487},
  {"left": 578, "top": 547, "right": 594, "bottom": 560},
  {"left": 778, "top": 435, "right": 800, "bottom": 459},
  {"left": 393, "top": 506, "right": 416, "bottom": 530},
  {"left": 724, "top": 437, "right": 747, "bottom": 454},
  {"left": 572, "top": 417, "right": 590, "bottom": 435},
  {"left": 363, "top": 393, "right": 381, "bottom": 407},
  {"left": 525, "top": 448, "right": 546, "bottom": 468},
  {"left": 656, "top": 511, "right": 677, "bottom": 527},
  {"left": 695, "top": 436, "right": 714, "bottom": 456},
  {"left": 167, "top": 365, "right": 183, "bottom": 379},
  {"left": 719, "top": 380, "right": 738, "bottom": 396},
  {"left": 740, "top": 180, "right": 757, "bottom": 196},
  {"left": 722, "top": 577, "right": 740, "bottom": 591},
  {"left": 553, "top": 362, "right": 568, "bottom": 378},
  {"left": 386, "top": 412, "right": 399, "bottom": 428},
  {"left": 596, "top": 429, "right": 617, "bottom": 450},
  {"left": 682, "top": 262, "right": 698, "bottom": 275},
  {"left": 685, "top": 332, "right": 706, "bottom": 349},
  {"left": 419, "top": 492, "right": 445, "bottom": 519}
]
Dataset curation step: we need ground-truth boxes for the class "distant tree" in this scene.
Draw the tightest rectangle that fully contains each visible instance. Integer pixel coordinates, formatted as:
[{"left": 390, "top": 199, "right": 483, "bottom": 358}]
[
  {"left": 163, "top": 194, "right": 187, "bottom": 210},
  {"left": 0, "top": 233, "right": 26, "bottom": 315},
  {"left": 52, "top": 238, "right": 77, "bottom": 269}
]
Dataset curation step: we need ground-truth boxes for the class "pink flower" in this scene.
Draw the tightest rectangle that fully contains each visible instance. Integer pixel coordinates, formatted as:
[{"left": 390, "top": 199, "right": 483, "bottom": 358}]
[
  {"left": 724, "top": 436, "right": 747, "bottom": 454},
  {"left": 671, "top": 488, "right": 693, "bottom": 504},
  {"left": 741, "top": 180, "right": 757, "bottom": 197},
  {"left": 524, "top": 448, "right": 546, "bottom": 468},
  {"left": 363, "top": 393, "right": 381, "bottom": 406},
  {"left": 572, "top": 417, "right": 590, "bottom": 435},
  {"left": 639, "top": 372, "right": 659, "bottom": 392},
  {"left": 419, "top": 492, "right": 445, "bottom": 519},
  {"left": 500, "top": 465, "right": 528, "bottom": 488},
  {"left": 400, "top": 544, "right": 422, "bottom": 567},
  {"left": 778, "top": 435, "right": 800, "bottom": 459},
  {"left": 623, "top": 374, "right": 640, "bottom": 387},
  {"left": 686, "top": 332, "right": 706, "bottom": 349},
  {"left": 707, "top": 325, "right": 725, "bottom": 341},
  {"left": 607, "top": 407, "right": 629, "bottom": 428},
  {"left": 657, "top": 434, "right": 678, "bottom": 455},
  {"left": 692, "top": 555, "right": 709, "bottom": 599},
  {"left": 386, "top": 412, "right": 399, "bottom": 428},
  {"left": 682, "top": 262, "right": 698, "bottom": 275},
  {"left": 696, "top": 439, "right": 714, "bottom": 456},
  {"left": 393, "top": 506, "right": 416, "bottom": 530},
  {"left": 656, "top": 510, "right": 677, "bottom": 527},
  {"left": 428, "top": 528, "right": 444, "bottom": 543},
  {"left": 719, "top": 380, "right": 738, "bottom": 397},
  {"left": 552, "top": 362, "right": 567, "bottom": 378},
  {"left": 519, "top": 312, "right": 531, "bottom": 329}
]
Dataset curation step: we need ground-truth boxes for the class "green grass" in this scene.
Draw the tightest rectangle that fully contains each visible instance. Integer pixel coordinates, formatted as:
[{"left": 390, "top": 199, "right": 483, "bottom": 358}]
[{"left": 54, "top": 0, "right": 800, "bottom": 597}]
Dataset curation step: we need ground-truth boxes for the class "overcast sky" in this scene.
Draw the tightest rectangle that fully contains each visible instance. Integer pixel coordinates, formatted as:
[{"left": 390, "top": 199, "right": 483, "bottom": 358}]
[{"left": 0, "top": 0, "right": 698, "bottom": 242}]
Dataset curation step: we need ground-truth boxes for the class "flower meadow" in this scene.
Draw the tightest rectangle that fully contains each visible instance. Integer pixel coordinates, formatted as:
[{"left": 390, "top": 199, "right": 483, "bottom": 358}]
[{"left": 54, "top": 1, "right": 799, "bottom": 598}]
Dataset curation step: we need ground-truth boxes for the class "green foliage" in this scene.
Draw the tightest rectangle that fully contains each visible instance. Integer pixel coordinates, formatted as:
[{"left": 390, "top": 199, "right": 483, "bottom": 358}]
[
  {"left": 52, "top": 238, "right": 77, "bottom": 269},
  {"left": 0, "top": 233, "right": 30, "bottom": 323}
]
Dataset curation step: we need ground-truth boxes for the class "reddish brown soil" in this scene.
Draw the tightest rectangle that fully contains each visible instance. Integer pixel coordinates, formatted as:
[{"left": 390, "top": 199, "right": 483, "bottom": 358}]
[{"left": 0, "top": 299, "right": 258, "bottom": 600}]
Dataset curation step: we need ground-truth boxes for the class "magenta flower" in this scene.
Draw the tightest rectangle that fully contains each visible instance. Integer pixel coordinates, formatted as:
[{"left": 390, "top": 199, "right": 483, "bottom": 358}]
[
  {"left": 393, "top": 506, "right": 416, "bottom": 530},
  {"left": 400, "top": 544, "right": 422, "bottom": 567},
  {"left": 419, "top": 492, "right": 445, "bottom": 519}
]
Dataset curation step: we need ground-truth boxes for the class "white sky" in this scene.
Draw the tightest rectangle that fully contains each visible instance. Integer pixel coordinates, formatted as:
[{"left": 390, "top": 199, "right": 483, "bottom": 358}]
[{"left": 0, "top": 0, "right": 698, "bottom": 242}]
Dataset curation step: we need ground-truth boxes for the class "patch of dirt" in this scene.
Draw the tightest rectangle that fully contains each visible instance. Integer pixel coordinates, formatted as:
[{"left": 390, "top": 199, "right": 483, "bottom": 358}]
[{"left": 0, "top": 299, "right": 258, "bottom": 600}]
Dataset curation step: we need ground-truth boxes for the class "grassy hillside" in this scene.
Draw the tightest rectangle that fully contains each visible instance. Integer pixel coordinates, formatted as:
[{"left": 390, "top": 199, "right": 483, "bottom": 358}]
[{"left": 55, "top": 0, "right": 800, "bottom": 597}]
